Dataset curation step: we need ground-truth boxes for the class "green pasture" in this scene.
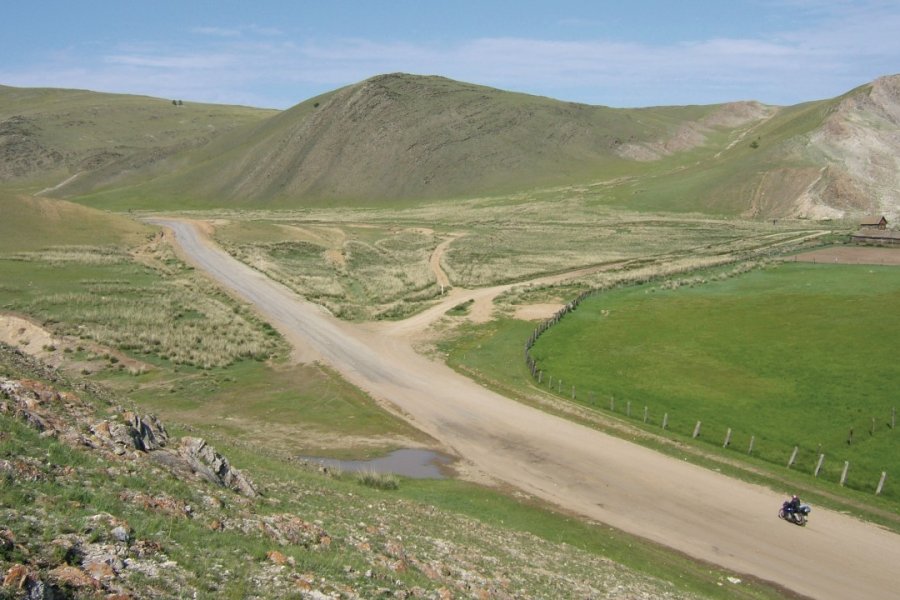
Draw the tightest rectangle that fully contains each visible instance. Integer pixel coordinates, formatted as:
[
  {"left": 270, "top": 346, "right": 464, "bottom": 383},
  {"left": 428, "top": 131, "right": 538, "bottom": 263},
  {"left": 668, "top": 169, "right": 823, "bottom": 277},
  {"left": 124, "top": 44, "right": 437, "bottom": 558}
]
[
  {"left": 529, "top": 262, "right": 900, "bottom": 498},
  {"left": 127, "top": 359, "right": 429, "bottom": 458}
]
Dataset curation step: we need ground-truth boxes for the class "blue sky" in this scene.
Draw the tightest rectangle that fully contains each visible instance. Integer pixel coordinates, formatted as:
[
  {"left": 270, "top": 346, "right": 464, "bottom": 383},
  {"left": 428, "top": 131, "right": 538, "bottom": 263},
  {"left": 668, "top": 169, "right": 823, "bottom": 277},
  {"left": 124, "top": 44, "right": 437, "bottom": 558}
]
[{"left": 2, "top": 1, "right": 898, "bottom": 109}]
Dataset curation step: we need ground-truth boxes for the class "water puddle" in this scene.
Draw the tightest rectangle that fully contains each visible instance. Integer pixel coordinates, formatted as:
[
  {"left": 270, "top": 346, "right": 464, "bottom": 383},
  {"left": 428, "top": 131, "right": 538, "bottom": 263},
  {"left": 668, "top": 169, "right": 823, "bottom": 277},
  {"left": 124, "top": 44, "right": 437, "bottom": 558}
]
[{"left": 302, "top": 448, "right": 454, "bottom": 479}]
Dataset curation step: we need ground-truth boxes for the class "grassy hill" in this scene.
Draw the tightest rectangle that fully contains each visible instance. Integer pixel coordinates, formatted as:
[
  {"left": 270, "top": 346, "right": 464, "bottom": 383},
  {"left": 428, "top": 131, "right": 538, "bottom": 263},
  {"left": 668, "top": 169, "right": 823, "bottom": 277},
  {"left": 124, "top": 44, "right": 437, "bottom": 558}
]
[
  {"left": 0, "top": 191, "right": 151, "bottom": 252},
  {"left": 53, "top": 74, "right": 774, "bottom": 210},
  {"left": 3, "top": 73, "right": 899, "bottom": 218},
  {"left": 0, "top": 85, "right": 276, "bottom": 193}
]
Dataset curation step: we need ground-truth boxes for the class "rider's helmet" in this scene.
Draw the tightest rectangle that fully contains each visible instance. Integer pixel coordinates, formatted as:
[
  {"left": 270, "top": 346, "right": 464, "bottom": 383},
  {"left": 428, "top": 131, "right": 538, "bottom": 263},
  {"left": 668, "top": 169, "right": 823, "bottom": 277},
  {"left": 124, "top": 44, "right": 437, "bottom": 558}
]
[{"left": 791, "top": 494, "right": 798, "bottom": 501}]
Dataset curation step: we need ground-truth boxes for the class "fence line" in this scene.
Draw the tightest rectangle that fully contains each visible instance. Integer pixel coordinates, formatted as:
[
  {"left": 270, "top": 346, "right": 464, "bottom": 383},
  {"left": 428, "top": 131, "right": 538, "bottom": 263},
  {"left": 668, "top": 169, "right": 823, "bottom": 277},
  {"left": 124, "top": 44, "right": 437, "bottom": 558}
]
[{"left": 523, "top": 279, "right": 894, "bottom": 498}]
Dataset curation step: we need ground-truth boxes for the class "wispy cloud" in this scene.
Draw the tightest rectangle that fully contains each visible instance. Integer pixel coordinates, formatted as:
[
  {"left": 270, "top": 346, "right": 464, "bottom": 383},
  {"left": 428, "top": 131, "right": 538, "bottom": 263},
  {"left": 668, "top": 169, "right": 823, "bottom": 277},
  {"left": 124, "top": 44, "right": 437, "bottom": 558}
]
[
  {"left": 191, "top": 26, "right": 241, "bottom": 37},
  {"left": 1, "top": 3, "right": 897, "bottom": 109}
]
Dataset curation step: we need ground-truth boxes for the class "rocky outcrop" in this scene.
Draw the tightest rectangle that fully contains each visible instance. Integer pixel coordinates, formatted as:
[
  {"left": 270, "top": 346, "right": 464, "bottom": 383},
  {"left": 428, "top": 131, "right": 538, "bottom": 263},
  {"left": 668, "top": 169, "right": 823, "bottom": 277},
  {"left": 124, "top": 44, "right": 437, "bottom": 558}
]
[
  {"left": 0, "top": 375, "right": 257, "bottom": 498},
  {"left": 176, "top": 437, "right": 258, "bottom": 498}
]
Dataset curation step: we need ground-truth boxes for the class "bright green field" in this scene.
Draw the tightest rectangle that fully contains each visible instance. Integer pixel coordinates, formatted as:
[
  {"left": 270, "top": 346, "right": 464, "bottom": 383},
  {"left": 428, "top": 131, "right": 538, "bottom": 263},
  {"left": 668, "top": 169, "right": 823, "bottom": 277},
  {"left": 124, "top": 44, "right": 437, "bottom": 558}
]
[{"left": 530, "top": 262, "right": 900, "bottom": 498}]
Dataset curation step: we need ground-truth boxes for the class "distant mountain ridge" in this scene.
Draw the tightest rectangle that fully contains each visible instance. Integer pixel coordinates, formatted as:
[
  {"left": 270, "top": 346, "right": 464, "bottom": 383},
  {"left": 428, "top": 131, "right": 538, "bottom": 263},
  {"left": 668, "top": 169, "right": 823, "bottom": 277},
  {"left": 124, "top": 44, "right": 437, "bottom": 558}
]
[{"left": 1, "top": 73, "right": 898, "bottom": 219}]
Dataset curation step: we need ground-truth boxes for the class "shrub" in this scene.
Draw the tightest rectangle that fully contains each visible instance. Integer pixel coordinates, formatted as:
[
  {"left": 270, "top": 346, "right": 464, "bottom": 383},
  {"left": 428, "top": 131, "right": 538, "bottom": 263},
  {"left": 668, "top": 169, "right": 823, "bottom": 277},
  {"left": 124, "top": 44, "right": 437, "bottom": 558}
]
[{"left": 355, "top": 470, "right": 399, "bottom": 490}]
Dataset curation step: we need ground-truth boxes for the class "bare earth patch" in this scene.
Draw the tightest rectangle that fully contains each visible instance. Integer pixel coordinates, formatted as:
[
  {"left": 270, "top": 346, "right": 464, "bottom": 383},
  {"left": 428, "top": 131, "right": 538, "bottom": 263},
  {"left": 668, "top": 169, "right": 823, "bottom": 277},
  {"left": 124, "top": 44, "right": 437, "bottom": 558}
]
[
  {"left": 792, "top": 246, "right": 900, "bottom": 265},
  {"left": 513, "top": 303, "right": 565, "bottom": 321},
  {"left": 0, "top": 313, "right": 152, "bottom": 375}
]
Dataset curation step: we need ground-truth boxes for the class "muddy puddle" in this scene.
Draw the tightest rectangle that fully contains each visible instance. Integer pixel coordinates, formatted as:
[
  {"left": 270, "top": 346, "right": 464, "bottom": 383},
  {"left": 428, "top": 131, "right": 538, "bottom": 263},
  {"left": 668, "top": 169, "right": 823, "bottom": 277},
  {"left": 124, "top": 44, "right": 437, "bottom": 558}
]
[{"left": 302, "top": 448, "right": 454, "bottom": 479}]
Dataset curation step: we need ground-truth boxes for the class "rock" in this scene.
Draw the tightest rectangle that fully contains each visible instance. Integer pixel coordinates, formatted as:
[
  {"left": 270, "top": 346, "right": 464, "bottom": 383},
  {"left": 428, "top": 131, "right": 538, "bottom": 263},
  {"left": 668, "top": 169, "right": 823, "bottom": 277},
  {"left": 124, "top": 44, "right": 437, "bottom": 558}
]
[
  {"left": 122, "top": 411, "right": 168, "bottom": 451},
  {"left": 90, "top": 411, "right": 168, "bottom": 454},
  {"left": 111, "top": 526, "right": 130, "bottom": 544},
  {"left": 83, "top": 559, "right": 116, "bottom": 581},
  {"left": 243, "top": 514, "right": 330, "bottom": 548},
  {"left": 0, "top": 458, "right": 44, "bottom": 482},
  {"left": 177, "top": 437, "right": 258, "bottom": 497},
  {"left": 2, "top": 564, "right": 28, "bottom": 589},
  {"left": 48, "top": 564, "right": 98, "bottom": 589}
]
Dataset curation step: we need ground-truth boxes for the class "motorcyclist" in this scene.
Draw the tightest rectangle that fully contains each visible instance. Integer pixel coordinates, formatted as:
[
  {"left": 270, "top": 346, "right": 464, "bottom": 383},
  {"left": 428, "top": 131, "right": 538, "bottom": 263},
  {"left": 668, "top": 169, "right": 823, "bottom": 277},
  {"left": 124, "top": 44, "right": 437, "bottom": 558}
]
[{"left": 784, "top": 494, "right": 801, "bottom": 518}]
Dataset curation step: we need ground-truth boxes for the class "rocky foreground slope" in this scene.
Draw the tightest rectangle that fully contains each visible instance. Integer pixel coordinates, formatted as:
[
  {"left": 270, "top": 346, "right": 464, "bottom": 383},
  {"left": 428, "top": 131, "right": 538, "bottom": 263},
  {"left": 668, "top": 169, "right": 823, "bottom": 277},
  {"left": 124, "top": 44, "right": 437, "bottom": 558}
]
[{"left": 0, "top": 345, "right": 703, "bottom": 599}]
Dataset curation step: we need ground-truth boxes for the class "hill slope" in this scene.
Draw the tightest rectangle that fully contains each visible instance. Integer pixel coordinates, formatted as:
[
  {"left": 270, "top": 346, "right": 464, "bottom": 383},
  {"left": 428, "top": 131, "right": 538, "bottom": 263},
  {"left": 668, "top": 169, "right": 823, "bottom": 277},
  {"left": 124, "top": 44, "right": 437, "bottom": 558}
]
[
  {"left": 0, "top": 85, "right": 276, "bottom": 192},
  {"left": 68, "top": 74, "right": 772, "bottom": 209},
  {"left": 609, "top": 75, "right": 900, "bottom": 220},
  {"left": 3, "top": 74, "right": 899, "bottom": 218}
]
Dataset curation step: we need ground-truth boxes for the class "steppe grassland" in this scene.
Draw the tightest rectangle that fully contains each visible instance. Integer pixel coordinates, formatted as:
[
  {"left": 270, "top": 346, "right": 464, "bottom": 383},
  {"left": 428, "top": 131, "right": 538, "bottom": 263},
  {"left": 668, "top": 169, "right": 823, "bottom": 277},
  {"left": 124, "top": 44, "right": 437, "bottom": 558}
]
[
  {"left": 0, "top": 239, "right": 279, "bottom": 369},
  {"left": 0, "top": 196, "right": 424, "bottom": 454},
  {"left": 215, "top": 220, "right": 440, "bottom": 320},
  {"left": 205, "top": 197, "right": 820, "bottom": 319}
]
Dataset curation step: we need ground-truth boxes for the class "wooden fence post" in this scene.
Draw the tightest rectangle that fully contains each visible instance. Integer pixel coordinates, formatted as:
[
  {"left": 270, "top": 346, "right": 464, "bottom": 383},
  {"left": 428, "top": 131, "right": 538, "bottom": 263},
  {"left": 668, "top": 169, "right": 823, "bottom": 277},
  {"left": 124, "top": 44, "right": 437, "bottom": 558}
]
[
  {"left": 538, "top": 370, "right": 543, "bottom": 384},
  {"left": 871, "top": 417, "right": 876, "bottom": 436},
  {"left": 847, "top": 428, "right": 853, "bottom": 445},
  {"left": 814, "top": 454, "right": 825, "bottom": 477},
  {"left": 876, "top": 472, "right": 887, "bottom": 495},
  {"left": 840, "top": 461, "right": 850, "bottom": 486},
  {"left": 662, "top": 413, "right": 669, "bottom": 430},
  {"left": 548, "top": 375, "right": 553, "bottom": 388},
  {"left": 626, "top": 401, "right": 631, "bottom": 418},
  {"left": 748, "top": 435, "right": 755, "bottom": 455},
  {"left": 609, "top": 397, "right": 615, "bottom": 412},
  {"left": 892, "top": 407, "right": 896, "bottom": 429},
  {"left": 558, "top": 379, "right": 562, "bottom": 393},
  {"left": 571, "top": 385, "right": 576, "bottom": 400},
  {"left": 643, "top": 406, "right": 648, "bottom": 423},
  {"left": 723, "top": 428, "right": 732, "bottom": 448},
  {"left": 692, "top": 421, "right": 702, "bottom": 439},
  {"left": 787, "top": 446, "right": 799, "bottom": 468}
]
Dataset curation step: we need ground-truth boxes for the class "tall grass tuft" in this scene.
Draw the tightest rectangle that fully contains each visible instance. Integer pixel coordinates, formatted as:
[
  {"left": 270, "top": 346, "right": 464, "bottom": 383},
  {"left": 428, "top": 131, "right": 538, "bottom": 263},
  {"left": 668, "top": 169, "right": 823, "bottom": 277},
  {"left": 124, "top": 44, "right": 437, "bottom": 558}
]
[{"left": 355, "top": 469, "right": 399, "bottom": 490}]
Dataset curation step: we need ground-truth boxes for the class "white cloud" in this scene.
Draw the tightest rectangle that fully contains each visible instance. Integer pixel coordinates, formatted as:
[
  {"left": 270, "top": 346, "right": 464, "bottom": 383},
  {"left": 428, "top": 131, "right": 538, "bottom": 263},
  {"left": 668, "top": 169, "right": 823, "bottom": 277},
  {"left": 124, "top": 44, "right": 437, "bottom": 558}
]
[{"left": 3, "top": 3, "right": 899, "bottom": 109}]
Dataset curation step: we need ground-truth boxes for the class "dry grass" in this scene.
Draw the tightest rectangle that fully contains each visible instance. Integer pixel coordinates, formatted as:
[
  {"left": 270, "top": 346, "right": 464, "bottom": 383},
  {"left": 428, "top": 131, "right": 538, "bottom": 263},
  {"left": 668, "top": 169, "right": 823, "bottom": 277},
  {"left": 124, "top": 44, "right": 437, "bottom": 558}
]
[
  {"left": 218, "top": 224, "right": 440, "bottom": 320},
  {"left": 4, "top": 237, "right": 282, "bottom": 369},
  {"left": 198, "top": 199, "right": 828, "bottom": 321},
  {"left": 8, "top": 246, "right": 132, "bottom": 265}
]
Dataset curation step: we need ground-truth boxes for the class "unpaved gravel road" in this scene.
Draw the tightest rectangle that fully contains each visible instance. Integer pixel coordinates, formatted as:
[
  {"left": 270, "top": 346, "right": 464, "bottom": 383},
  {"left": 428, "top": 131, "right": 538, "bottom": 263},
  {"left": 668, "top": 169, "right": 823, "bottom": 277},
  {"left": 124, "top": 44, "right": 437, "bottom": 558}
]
[{"left": 156, "top": 219, "right": 900, "bottom": 600}]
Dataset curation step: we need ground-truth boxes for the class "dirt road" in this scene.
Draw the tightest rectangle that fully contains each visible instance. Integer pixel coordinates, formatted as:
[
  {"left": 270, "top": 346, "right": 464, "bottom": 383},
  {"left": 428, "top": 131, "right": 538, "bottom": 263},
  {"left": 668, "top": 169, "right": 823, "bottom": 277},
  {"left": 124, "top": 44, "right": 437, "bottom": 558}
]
[{"left": 155, "top": 219, "right": 900, "bottom": 600}]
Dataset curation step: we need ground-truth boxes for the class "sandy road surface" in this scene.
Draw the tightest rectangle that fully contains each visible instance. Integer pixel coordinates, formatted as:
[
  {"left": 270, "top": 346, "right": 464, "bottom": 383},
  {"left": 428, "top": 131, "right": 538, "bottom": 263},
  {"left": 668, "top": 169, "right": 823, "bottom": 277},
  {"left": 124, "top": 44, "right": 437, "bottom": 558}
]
[{"left": 155, "top": 219, "right": 900, "bottom": 600}]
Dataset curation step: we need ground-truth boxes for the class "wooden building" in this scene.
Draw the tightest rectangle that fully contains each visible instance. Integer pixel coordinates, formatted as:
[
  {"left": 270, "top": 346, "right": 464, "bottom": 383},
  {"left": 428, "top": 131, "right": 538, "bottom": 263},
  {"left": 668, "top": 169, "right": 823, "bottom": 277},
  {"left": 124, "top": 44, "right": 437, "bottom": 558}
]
[{"left": 859, "top": 215, "right": 888, "bottom": 230}]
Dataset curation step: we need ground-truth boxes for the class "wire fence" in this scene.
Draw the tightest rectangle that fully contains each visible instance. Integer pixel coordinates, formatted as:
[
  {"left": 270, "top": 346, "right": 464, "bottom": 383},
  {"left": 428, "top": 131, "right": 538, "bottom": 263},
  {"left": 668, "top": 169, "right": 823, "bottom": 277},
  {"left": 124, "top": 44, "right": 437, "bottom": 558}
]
[{"left": 524, "top": 289, "right": 894, "bottom": 500}]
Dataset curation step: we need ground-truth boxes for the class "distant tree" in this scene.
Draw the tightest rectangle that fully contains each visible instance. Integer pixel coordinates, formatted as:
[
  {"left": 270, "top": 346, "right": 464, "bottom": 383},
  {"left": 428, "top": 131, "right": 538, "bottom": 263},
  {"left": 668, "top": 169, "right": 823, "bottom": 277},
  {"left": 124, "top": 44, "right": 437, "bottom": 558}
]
[
  {"left": 172, "top": 100, "right": 177, "bottom": 106},
  {"left": 750, "top": 139, "right": 759, "bottom": 149},
  {"left": 178, "top": 100, "right": 183, "bottom": 106}
]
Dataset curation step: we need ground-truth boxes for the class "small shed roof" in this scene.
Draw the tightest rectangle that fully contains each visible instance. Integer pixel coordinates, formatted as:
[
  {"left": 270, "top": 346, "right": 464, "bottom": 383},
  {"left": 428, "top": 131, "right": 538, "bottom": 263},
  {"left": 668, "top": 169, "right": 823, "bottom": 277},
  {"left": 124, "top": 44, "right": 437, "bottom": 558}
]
[{"left": 860, "top": 215, "right": 888, "bottom": 226}]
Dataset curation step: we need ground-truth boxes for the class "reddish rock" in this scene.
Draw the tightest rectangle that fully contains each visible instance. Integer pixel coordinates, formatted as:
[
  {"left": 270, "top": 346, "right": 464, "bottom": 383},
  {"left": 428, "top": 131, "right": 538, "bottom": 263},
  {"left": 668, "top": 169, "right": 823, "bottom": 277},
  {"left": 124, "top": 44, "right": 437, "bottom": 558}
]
[
  {"left": 84, "top": 559, "right": 116, "bottom": 580},
  {"left": 49, "top": 565, "right": 98, "bottom": 589},
  {"left": 2, "top": 564, "right": 28, "bottom": 589}
]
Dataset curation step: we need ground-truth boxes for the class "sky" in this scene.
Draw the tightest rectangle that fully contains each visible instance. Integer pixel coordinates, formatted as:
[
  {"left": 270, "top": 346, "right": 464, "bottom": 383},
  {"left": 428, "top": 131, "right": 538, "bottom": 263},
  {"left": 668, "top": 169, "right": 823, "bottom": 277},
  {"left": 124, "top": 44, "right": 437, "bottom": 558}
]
[{"left": 2, "top": 1, "right": 899, "bottom": 109}]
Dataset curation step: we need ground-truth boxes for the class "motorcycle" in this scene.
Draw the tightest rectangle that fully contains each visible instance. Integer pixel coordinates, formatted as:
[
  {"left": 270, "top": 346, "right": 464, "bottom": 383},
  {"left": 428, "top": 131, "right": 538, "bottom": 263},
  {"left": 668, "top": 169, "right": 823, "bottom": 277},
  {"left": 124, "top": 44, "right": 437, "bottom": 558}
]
[{"left": 778, "top": 502, "right": 811, "bottom": 526}]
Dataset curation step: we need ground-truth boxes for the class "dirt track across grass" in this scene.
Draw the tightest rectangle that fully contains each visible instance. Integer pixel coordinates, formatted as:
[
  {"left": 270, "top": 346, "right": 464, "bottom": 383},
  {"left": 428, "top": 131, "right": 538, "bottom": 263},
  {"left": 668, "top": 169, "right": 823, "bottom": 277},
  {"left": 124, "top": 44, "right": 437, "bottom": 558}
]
[
  {"left": 156, "top": 219, "right": 900, "bottom": 600},
  {"left": 792, "top": 245, "right": 900, "bottom": 265}
]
